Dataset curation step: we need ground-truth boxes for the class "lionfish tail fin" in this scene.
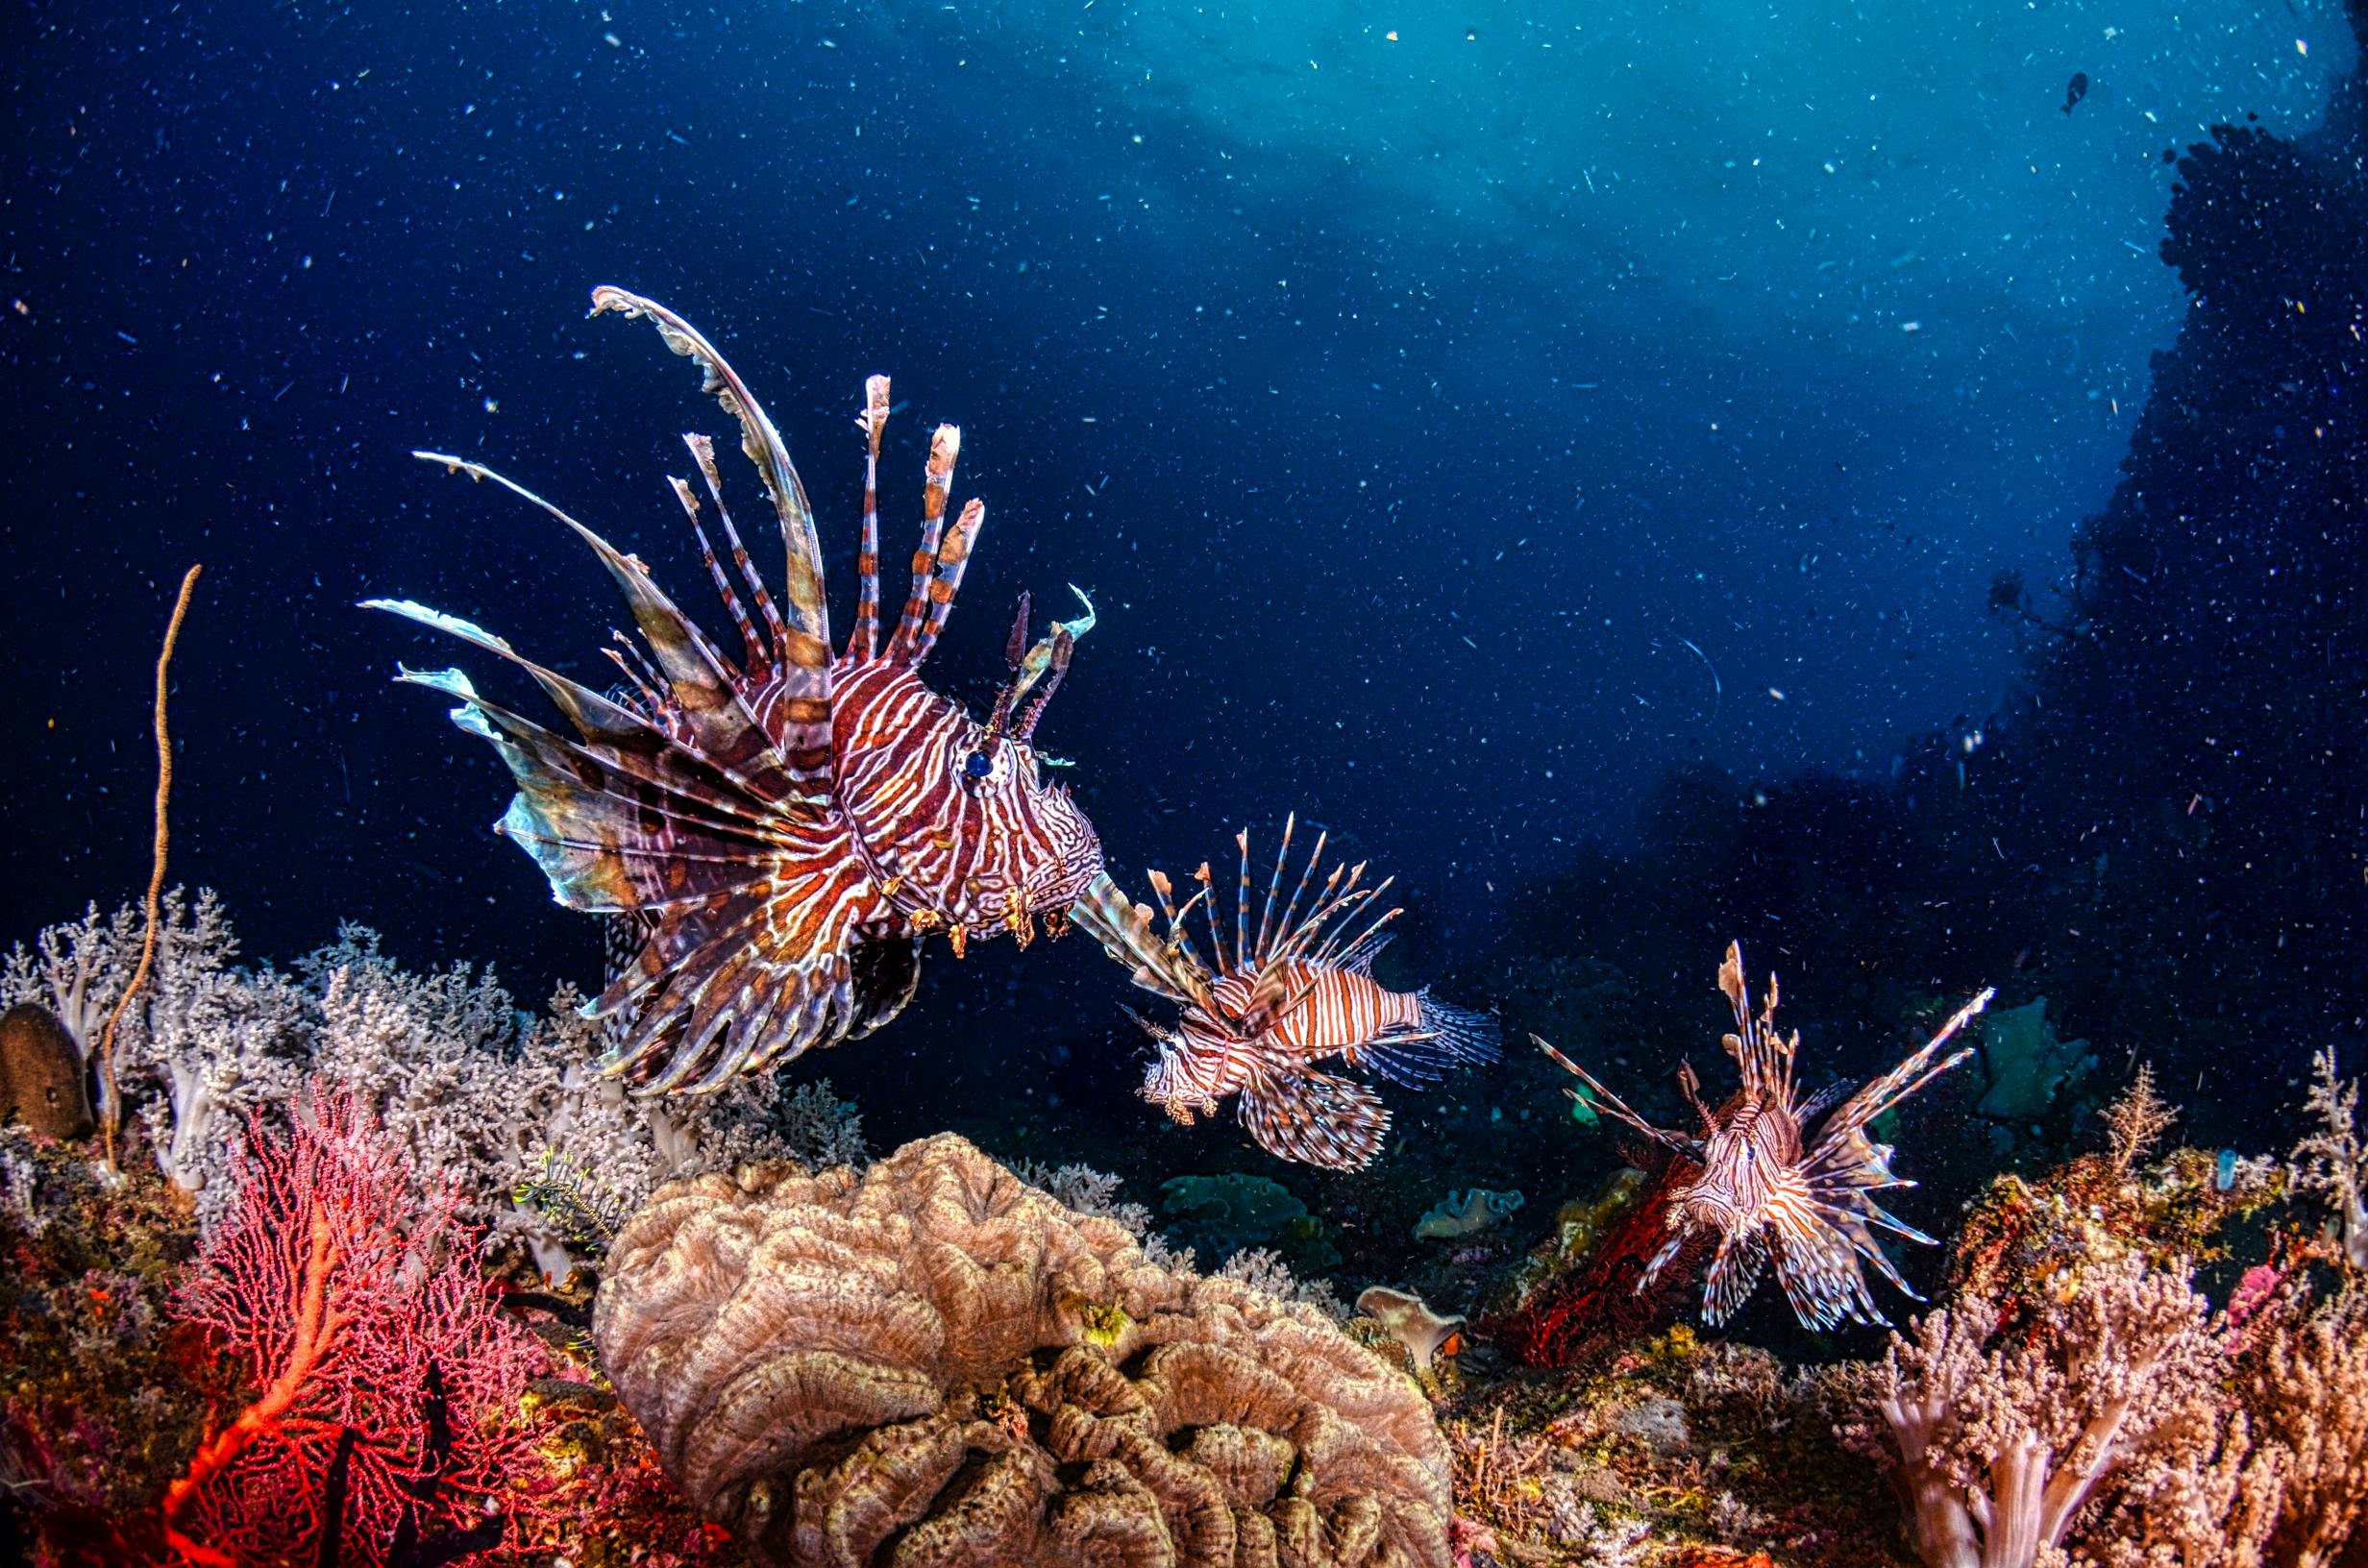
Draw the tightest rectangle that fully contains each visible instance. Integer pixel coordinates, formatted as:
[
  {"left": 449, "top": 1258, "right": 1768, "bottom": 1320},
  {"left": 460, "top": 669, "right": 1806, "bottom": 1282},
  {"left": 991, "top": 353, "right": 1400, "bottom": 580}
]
[
  {"left": 1418, "top": 993, "right": 1503, "bottom": 1066},
  {"left": 1353, "top": 998, "right": 1500, "bottom": 1089},
  {"left": 1238, "top": 1066, "right": 1390, "bottom": 1171}
]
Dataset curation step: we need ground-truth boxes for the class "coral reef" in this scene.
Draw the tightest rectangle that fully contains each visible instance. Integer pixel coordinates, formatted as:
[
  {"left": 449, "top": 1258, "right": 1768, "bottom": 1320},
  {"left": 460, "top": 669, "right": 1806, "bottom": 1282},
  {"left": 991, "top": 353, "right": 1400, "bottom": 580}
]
[
  {"left": 0, "top": 1126, "right": 234, "bottom": 1561},
  {"left": 0, "top": 1005, "right": 91, "bottom": 1141},
  {"left": 594, "top": 1132, "right": 1455, "bottom": 1567},
  {"left": 160, "top": 1082, "right": 552, "bottom": 1566},
  {"left": 1837, "top": 1255, "right": 2232, "bottom": 1568},
  {"left": 2234, "top": 1284, "right": 2368, "bottom": 1568},
  {"left": 2, "top": 896, "right": 868, "bottom": 1267},
  {"left": 1415, "top": 1188, "right": 1525, "bottom": 1242},
  {"left": 2290, "top": 1047, "right": 2366, "bottom": 1267}
]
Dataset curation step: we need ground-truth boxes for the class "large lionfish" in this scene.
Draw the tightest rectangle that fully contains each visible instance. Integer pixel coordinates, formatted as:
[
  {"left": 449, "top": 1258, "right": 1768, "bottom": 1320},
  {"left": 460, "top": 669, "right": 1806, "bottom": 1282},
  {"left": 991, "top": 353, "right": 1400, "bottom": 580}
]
[
  {"left": 1535, "top": 943, "right": 1992, "bottom": 1331},
  {"left": 1070, "top": 817, "right": 1498, "bottom": 1170},
  {"left": 366, "top": 287, "right": 1104, "bottom": 1091}
]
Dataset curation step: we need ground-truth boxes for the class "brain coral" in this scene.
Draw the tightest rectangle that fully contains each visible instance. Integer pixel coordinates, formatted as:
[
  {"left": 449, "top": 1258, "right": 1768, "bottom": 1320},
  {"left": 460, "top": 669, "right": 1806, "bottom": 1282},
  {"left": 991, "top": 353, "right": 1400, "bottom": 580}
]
[{"left": 594, "top": 1133, "right": 1453, "bottom": 1568}]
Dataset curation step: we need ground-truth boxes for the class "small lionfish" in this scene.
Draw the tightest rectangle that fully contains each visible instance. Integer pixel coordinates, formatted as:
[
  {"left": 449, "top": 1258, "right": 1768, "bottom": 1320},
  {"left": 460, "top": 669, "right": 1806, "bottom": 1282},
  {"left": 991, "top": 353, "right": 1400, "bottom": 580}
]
[
  {"left": 1071, "top": 817, "right": 1499, "bottom": 1170},
  {"left": 1535, "top": 943, "right": 1992, "bottom": 1331},
  {"left": 367, "top": 287, "right": 1103, "bottom": 1091}
]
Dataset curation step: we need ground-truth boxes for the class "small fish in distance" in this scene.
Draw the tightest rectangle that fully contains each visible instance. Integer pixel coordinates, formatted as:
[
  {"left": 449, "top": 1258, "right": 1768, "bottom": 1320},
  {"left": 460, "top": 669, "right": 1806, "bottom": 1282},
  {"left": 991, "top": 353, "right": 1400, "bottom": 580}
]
[
  {"left": 1536, "top": 942, "right": 1992, "bottom": 1331},
  {"left": 1071, "top": 815, "right": 1499, "bottom": 1171}
]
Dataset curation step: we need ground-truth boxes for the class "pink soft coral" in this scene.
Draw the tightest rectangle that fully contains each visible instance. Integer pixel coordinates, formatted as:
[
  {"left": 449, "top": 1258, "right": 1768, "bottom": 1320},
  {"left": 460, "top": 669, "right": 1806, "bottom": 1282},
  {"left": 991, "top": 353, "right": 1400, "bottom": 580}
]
[{"left": 160, "top": 1082, "right": 549, "bottom": 1566}]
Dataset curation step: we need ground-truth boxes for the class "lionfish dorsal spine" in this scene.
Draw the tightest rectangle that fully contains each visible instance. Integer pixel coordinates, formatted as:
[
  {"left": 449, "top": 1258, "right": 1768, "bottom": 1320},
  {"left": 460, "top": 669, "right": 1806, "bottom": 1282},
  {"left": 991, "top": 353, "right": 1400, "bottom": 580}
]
[
  {"left": 588, "top": 286, "right": 837, "bottom": 793},
  {"left": 851, "top": 374, "right": 890, "bottom": 663},
  {"left": 884, "top": 424, "right": 963, "bottom": 664},
  {"left": 683, "top": 430, "right": 791, "bottom": 667},
  {"left": 907, "top": 497, "right": 986, "bottom": 669},
  {"left": 1249, "top": 813, "right": 1298, "bottom": 965},
  {"left": 391, "top": 453, "right": 800, "bottom": 803},
  {"left": 668, "top": 472, "right": 767, "bottom": 676}
]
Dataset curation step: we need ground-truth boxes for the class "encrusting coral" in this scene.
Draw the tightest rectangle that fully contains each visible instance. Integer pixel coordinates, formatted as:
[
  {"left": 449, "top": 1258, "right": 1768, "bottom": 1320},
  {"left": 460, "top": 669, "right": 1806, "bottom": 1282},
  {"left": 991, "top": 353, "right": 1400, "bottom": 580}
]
[{"left": 594, "top": 1132, "right": 1455, "bottom": 1568}]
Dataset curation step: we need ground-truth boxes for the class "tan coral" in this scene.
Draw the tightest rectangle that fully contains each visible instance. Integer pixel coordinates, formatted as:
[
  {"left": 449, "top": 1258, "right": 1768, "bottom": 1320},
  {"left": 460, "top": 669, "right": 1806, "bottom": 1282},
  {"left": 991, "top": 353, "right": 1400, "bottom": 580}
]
[{"left": 594, "top": 1133, "right": 1453, "bottom": 1568}]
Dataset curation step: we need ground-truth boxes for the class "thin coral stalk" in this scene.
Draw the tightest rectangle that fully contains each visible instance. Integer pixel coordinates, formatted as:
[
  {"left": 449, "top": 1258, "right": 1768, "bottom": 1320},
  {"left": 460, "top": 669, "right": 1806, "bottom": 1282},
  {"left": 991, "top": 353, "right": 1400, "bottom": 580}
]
[{"left": 96, "top": 562, "right": 203, "bottom": 1169}]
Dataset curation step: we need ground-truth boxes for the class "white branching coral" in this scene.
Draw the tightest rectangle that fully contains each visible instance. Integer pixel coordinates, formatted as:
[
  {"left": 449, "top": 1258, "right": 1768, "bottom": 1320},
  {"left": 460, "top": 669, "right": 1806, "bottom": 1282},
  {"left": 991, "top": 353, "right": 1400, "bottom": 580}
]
[
  {"left": 3, "top": 891, "right": 313, "bottom": 1226},
  {"left": 2289, "top": 1047, "right": 2366, "bottom": 1268},
  {"left": 1011, "top": 1155, "right": 1196, "bottom": 1269},
  {"left": 1839, "top": 1256, "right": 2230, "bottom": 1568},
  {"left": 1214, "top": 1244, "right": 1350, "bottom": 1320},
  {"left": 4, "top": 895, "right": 869, "bottom": 1261}
]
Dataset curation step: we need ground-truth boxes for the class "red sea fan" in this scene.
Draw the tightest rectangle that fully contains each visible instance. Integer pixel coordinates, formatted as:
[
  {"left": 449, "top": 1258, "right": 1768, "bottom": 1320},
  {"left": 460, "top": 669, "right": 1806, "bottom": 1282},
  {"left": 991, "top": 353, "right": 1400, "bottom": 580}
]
[{"left": 160, "top": 1082, "right": 550, "bottom": 1566}]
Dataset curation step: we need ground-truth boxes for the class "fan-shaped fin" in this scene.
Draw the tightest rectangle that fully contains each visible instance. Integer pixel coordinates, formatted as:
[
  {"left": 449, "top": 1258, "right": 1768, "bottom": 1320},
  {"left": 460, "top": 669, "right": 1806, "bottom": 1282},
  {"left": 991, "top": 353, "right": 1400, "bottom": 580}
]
[{"left": 1236, "top": 1066, "right": 1390, "bottom": 1172}]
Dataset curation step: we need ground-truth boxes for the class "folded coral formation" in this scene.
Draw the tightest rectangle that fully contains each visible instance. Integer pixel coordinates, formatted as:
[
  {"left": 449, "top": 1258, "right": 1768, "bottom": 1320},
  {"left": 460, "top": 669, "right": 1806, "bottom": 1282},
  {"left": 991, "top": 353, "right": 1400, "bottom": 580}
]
[{"left": 595, "top": 1132, "right": 1454, "bottom": 1568}]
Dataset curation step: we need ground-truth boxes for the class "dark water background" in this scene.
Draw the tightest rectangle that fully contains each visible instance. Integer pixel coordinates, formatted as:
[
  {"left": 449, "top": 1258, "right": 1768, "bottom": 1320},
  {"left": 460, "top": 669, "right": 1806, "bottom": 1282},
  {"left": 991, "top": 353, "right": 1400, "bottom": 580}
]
[{"left": 6, "top": 0, "right": 2364, "bottom": 1321}]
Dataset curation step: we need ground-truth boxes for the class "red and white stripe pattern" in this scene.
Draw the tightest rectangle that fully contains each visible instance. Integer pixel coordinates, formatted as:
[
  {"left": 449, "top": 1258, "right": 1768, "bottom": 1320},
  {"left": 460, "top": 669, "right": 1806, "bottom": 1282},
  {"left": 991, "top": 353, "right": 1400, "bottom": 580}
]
[
  {"left": 1073, "top": 816, "right": 1498, "bottom": 1171},
  {"left": 372, "top": 287, "right": 1103, "bottom": 1094},
  {"left": 1536, "top": 943, "right": 1992, "bottom": 1331}
]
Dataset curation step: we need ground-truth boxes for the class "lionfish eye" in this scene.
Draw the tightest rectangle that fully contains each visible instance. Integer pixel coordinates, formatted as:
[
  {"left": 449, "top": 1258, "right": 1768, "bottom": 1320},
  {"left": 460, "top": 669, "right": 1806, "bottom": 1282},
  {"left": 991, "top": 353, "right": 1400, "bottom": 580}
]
[{"left": 963, "top": 750, "right": 992, "bottom": 780}]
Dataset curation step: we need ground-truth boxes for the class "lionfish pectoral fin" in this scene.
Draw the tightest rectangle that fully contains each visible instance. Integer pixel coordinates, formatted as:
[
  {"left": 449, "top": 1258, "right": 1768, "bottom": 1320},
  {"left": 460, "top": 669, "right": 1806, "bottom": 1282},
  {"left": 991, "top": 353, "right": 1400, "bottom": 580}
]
[
  {"left": 1067, "top": 872, "right": 1222, "bottom": 1015},
  {"left": 1700, "top": 1229, "right": 1773, "bottom": 1328},
  {"left": 1236, "top": 1066, "right": 1390, "bottom": 1172},
  {"left": 1531, "top": 1034, "right": 1703, "bottom": 1159},
  {"left": 847, "top": 936, "right": 925, "bottom": 1040},
  {"left": 393, "top": 456, "right": 826, "bottom": 800},
  {"left": 594, "top": 874, "right": 865, "bottom": 1091}
]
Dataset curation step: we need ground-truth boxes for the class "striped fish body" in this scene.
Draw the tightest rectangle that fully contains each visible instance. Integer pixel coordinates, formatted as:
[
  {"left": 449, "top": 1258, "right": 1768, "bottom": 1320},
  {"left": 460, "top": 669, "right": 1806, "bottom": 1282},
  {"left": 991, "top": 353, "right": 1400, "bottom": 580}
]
[
  {"left": 1193, "top": 970, "right": 1411, "bottom": 1070},
  {"left": 371, "top": 288, "right": 1102, "bottom": 1095},
  {"left": 1535, "top": 943, "right": 1993, "bottom": 1331},
  {"left": 832, "top": 659, "right": 1100, "bottom": 935},
  {"left": 1073, "top": 818, "right": 1499, "bottom": 1171}
]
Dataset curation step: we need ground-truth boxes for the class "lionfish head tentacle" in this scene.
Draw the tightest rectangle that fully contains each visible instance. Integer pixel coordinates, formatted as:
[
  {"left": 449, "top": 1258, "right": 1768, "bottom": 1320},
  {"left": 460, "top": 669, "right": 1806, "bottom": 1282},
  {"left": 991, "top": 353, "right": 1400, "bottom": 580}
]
[{"left": 1010, "top": 625, "right": 1074, "bottom": 746}]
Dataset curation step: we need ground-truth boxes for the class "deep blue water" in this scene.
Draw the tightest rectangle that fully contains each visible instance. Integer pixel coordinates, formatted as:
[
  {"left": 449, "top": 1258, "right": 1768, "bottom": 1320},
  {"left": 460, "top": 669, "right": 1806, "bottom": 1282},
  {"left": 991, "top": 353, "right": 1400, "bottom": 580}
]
[{"left": 5, "top": 0, "right": 2361, "bottom": 1186}]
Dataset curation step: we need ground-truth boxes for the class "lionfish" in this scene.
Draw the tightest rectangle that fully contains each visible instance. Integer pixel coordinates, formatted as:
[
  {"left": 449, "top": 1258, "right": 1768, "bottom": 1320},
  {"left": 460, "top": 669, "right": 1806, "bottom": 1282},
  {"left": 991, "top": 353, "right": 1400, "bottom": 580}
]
[
  {"left": 1535, "top": 943, "right": 1992, "bottom": 1331},
  {"left": 1070, "top": 817, "right": 1499, "bottom": 1170},
  {"left": 365, "top": 287, "right": 1104, "bottom": 1091}
]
